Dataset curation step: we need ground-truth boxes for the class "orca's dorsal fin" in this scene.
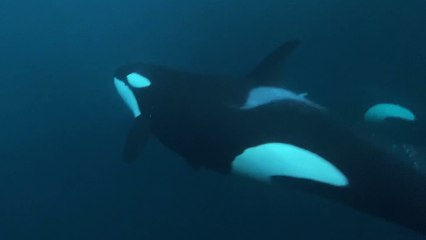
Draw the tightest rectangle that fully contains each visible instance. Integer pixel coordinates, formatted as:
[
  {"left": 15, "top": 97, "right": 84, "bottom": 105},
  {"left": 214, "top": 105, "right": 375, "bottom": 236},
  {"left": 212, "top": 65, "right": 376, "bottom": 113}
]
[
  {"left": 123, "top": 115, "right": 151, "bottom": 163},
  {"left": 248, "top": 40, "right": 300, "bottom": 85}
]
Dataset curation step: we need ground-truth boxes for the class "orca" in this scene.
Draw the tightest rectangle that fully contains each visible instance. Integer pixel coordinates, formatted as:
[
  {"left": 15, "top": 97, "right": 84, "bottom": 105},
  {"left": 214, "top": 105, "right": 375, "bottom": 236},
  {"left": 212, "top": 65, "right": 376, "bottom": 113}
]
[{"left": 112, "top": 40, "right": 426, "bottom": 235}]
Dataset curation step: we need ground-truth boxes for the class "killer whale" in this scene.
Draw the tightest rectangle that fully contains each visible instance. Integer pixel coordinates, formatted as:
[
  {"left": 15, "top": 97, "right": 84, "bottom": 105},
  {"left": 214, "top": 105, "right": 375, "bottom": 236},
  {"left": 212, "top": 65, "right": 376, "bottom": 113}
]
[{"left": 112, "top": 41, "right": 426, "bottom": 235}]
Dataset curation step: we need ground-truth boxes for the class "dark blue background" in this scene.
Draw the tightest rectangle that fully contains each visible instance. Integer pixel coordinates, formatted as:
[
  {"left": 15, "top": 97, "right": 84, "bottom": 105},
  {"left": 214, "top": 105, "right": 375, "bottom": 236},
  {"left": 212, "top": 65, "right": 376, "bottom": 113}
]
[{"left": 1, "top": 0, "right": 425, "bottom": 239}]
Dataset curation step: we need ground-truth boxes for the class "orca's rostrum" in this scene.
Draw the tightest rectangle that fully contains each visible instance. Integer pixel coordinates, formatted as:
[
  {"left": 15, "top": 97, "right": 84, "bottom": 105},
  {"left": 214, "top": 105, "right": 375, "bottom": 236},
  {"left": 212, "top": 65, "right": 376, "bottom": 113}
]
[{"left": 113, "top": 40, "right": 426, "bottom": 235}]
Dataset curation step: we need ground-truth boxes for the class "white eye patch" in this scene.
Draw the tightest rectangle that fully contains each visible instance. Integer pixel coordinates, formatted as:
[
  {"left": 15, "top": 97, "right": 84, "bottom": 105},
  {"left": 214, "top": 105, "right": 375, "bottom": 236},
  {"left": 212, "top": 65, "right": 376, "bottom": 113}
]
[{"left": 127, "top": 72, "right": 151, "bottom": 88}]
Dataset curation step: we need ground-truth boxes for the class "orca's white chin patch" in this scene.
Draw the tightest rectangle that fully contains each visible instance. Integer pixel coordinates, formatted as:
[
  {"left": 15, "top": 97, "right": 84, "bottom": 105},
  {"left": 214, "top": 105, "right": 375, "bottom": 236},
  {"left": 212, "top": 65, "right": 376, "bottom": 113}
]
[
  {"left": 114, "top": 78, "right": 141, "bottom": 118},
  {"left": 231, "top": 143, "right": 348, "bottom": 187},
  {"left": 364, "top": 103, "right": 416, "bottom": 122}
]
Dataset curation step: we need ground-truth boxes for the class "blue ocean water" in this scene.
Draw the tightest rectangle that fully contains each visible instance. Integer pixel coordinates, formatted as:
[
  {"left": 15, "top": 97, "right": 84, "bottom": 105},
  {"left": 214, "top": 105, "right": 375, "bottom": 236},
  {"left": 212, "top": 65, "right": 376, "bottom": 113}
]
[{"left": 1, "top": 0, "right": 425, "bottom": 239}]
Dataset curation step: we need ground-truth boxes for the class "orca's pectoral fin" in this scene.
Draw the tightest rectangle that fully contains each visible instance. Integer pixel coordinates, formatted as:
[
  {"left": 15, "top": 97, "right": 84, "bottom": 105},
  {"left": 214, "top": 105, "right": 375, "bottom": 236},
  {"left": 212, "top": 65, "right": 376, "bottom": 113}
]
[
  {"left": 123, "top": 115, "right": 151, "bottom": 163},
  {"left": 248, "top": 40, "right": 300, "bottom": 85}
]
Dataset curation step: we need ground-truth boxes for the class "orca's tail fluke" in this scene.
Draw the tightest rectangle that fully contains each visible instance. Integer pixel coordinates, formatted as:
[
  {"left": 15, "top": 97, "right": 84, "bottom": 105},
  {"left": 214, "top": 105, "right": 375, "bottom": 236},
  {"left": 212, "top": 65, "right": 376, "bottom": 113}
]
[{"left": 248, "top": 40, "right": 300, "bottom": 86}]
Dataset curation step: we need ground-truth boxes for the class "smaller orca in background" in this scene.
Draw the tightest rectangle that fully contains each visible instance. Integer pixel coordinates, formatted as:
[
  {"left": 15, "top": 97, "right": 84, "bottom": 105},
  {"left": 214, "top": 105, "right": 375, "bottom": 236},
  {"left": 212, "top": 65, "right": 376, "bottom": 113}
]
[{"left": 112, "top": 40, "right": 426, "bottom": 235}]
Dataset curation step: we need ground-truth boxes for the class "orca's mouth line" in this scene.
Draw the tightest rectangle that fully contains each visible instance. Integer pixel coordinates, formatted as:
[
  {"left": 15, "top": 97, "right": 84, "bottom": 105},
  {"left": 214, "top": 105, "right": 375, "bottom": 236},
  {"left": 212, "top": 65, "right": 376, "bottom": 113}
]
[{"left": 114, "top": 78, "right": 141, "bottom": 118}]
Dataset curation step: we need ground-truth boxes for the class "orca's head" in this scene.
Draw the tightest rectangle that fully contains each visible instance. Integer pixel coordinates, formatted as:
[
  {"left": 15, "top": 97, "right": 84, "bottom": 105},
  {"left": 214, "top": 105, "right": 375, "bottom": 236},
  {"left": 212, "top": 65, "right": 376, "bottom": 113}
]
[{"left": 113, "top": 63, "right": 154, "bottom": 118}]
